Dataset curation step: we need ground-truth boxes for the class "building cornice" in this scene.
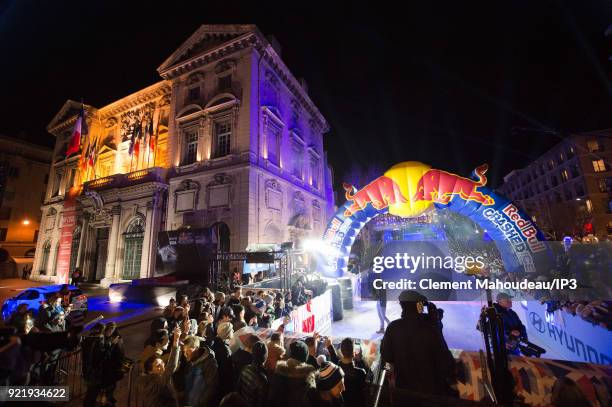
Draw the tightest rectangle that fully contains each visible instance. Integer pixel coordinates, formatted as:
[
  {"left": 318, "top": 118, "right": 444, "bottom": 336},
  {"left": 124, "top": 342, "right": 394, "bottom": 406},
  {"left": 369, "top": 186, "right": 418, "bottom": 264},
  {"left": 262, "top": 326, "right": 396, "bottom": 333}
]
[{"left": 97, "top": 81, "right": 171, "bottom": 119}]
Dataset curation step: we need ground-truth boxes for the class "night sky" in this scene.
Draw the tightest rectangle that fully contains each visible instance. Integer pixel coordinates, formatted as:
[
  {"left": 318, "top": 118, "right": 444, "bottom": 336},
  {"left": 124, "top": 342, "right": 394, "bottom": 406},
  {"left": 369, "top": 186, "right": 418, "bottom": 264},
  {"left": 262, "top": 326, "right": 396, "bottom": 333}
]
[{"left": 1, "top": 0, "right": 612, "bottom": 188}]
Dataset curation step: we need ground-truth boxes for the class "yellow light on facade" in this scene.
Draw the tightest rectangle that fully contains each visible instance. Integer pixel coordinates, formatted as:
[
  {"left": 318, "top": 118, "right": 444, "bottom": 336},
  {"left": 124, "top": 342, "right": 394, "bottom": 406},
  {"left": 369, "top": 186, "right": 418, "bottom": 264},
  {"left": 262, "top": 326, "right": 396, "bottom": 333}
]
[{"left": 22, "top": 219, "right": 30, "bottom": 225}]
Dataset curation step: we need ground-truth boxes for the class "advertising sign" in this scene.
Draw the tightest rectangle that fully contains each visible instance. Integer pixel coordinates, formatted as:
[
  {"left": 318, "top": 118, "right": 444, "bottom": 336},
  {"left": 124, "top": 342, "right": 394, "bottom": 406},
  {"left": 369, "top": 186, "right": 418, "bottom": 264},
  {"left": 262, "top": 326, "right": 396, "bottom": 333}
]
[{"left": 523, "top": 301, "right": 612, "bottom": 365}]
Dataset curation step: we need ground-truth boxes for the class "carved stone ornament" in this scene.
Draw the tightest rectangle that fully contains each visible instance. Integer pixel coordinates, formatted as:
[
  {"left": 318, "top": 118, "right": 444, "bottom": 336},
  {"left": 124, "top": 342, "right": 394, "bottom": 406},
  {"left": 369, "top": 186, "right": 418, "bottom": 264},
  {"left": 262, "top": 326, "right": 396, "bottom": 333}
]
[
  {"left": 294, "top": 191, "right": 305, "bottom": 203},
  {"left": 265, "top": 178, "right": 282, "bottom": 192},
  {"left": 187, "top": 72, "right": 205, "bottom": 85},
  {"left": 120, "top": 102, "right": 156, "bottom": 141},
  {"left": 91, "top": 209, "right": 111, "bottom": 227},
  {"left": 208, "top": 173, "right": 233, "bottom": 187},
  {"left": 85, "top": 190, "right": 104, "bottom": 212},
  {"left": 265, "top": 178, "right": 283, "bottom": 212},
  {"left": 105, "top": 117, "right": 118, "bottom": 128},
  {"left": 214, "top": 59, "right": 236, "bottom": 75},
  {"left": 159, "top": 94, "right": 171, "bottom": 107},
  {"left": 177, "top": 179, "right": 200, "bottom": 191},
  {"left": 312, "top": 200, "right": 321, "bottom": 209}
]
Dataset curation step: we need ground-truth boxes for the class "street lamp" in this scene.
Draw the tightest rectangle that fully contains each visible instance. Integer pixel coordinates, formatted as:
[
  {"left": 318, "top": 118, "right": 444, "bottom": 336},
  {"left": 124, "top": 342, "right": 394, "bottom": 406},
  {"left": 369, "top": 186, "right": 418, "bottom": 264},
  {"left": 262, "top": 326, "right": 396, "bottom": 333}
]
[{"left": 22, "top": 219, "right": 30, "bottom": 226}]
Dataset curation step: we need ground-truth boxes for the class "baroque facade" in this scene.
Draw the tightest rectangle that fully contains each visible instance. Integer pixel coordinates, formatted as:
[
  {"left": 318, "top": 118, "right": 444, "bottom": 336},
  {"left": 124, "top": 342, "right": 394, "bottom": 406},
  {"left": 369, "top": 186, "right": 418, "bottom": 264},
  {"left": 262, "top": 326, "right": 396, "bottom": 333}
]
[{"left": 32, "top": 25, "right": 334, "bottom": 286}]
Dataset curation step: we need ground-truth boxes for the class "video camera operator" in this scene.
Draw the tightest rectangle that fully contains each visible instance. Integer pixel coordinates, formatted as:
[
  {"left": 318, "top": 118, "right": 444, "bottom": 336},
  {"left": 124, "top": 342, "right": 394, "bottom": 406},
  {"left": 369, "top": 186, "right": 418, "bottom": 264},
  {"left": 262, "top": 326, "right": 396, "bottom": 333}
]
[
  {"left": 494, "top": 293, "right": 528, "bottom": 355},
  {"left": 381, "top": 290, "right": 456, "bottom": 398}
]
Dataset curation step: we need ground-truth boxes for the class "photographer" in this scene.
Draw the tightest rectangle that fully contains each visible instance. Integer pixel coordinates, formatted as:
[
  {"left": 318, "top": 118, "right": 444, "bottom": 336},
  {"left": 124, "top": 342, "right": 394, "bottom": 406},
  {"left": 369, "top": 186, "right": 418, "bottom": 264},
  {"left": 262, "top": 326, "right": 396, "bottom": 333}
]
[
  {"left": 494, "top": 293, "right": 528, "bottom": 355},
  {"left": 381, "top": 290, "right": 456, "bottom": 397}
]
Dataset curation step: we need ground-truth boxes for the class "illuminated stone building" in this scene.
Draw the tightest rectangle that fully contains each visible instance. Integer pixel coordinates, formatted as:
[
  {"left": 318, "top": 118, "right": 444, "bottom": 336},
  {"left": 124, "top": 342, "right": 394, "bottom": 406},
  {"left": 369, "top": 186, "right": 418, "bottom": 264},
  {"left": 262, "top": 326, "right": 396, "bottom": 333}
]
[
  {"left": 498, "top": 131, "right": 612, "bottom": 239},
  {"left": 32, "top": 25, "right": 334, "bottom": 286},
  {"left": 0, "top": 135, "right": 52, "bottom": 257}
]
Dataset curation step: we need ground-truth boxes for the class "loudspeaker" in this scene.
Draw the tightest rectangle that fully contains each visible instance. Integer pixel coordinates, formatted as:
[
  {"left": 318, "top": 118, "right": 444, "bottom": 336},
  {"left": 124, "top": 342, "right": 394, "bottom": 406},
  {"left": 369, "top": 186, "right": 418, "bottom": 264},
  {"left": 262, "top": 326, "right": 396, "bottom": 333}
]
[{"left": 329, "top": 282, "right": 343, "bottom": 321}]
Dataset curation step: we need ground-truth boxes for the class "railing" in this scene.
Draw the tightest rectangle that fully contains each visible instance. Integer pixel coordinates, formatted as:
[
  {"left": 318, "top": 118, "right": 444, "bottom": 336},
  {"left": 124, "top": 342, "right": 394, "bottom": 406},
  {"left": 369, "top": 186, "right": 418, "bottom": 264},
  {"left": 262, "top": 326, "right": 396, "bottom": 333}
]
[
  {"left": 84, "top": 167, "right": 167, "bottom": 191},
  {"left": 30, "top": 348, "right": 85, "bottom": 401}
]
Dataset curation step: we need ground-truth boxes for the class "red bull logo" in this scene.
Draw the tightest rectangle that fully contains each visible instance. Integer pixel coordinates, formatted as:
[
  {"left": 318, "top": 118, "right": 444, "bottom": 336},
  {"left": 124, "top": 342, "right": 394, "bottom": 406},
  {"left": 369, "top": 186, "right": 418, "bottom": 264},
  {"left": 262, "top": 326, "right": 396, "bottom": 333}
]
[
  {"left": 342, "top": 176, "right": 408, "bottom": 217},
  {"left": 413, "top": 164, "right": 495, "bottom": 206}
]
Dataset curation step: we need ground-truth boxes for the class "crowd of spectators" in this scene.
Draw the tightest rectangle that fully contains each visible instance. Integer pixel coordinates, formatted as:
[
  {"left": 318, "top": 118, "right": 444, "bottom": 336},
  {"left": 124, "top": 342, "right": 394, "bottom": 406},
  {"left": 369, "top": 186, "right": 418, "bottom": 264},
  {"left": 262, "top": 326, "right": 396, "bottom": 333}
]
[
  {"left": 0, "top": 284, "right": 89, "bottom": 388},
  {"left": 126, "top": 286, "right": 372, "bottom": 407}
]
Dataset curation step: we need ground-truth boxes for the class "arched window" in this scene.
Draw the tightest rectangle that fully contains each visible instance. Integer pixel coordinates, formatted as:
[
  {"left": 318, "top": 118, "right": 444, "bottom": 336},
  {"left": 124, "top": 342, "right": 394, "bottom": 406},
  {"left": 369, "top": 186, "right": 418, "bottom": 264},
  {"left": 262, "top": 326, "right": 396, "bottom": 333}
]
[
  {"left": 52, "top": 242, "right": 60, "bottom": 276},
  {"left": 39, "top": 240, "right": 51, "bottom": 274},
  {"left": 122, "top": 217, "right": 145, "bottom": 280},
  {"left": 69, "top": 226, "right": 82, "bottom": 273}
]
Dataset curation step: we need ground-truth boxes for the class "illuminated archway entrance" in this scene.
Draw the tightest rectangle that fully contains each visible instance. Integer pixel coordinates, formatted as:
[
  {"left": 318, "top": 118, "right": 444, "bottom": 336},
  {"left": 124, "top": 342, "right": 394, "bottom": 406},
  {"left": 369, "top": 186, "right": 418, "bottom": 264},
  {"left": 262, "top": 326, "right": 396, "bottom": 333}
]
[{"left": 320, "top": 161, "right": 548, "bottom": 278}]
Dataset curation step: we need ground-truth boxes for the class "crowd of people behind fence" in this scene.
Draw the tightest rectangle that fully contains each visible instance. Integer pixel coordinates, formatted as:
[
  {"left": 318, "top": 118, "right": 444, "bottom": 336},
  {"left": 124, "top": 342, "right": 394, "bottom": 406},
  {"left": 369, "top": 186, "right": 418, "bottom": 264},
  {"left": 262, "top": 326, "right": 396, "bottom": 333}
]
[
  {"left": 0, "top": 284, "right": 87, "bottom": 388},
  {"left": 114, "top": 286, "right": 372, "bottom": 407}
]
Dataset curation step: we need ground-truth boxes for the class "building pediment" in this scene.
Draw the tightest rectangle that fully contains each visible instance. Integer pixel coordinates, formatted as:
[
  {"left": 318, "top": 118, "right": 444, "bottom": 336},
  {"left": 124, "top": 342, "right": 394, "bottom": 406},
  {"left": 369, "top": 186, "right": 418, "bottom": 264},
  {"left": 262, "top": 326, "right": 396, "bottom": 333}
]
[
  {"left": 157, "top": 24, "right": 260, "bottom": 78},
  {"left": 47, "top": 100, "right": 96, "bottom": 136}
]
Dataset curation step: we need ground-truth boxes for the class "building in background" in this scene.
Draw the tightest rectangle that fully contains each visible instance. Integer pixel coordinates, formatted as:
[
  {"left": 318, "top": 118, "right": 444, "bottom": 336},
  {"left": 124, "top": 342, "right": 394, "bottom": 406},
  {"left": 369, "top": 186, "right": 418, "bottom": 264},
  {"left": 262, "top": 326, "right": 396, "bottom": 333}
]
[
  {"left": 32, "top": 25, "right": 334, "bottom": 286},
  {"left": 0, "top": 135, "right": 52, "bottom": 257},
  {"left": 498, "top": 130, "right": 612, "bottom": 239}
]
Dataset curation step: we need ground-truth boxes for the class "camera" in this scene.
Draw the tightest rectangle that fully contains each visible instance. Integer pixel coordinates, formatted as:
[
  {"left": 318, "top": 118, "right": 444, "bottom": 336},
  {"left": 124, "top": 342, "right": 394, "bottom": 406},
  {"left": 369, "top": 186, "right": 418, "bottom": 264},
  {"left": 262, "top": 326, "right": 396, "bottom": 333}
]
[{"left": 518, "top": 340, "right": 546, "bottom": 358}]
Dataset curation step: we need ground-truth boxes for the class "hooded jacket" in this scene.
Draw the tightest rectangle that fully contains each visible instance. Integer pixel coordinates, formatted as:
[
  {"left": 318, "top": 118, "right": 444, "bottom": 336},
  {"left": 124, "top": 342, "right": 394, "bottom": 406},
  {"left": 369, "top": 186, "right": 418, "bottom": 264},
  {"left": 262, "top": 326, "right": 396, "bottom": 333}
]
[
  {"left": 184, "top": 347, "right": 219, "bottom": 407},
  {"left": 268, "top": 358, "right": 317, "bottom": 407}
]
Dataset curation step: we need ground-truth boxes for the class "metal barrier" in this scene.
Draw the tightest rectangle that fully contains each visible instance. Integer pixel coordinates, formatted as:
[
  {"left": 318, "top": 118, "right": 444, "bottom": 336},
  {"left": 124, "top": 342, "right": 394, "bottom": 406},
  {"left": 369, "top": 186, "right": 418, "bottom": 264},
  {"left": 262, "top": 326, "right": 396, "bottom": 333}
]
[{"left": 30, "top": 348, "right": 85, "bottom": 400}]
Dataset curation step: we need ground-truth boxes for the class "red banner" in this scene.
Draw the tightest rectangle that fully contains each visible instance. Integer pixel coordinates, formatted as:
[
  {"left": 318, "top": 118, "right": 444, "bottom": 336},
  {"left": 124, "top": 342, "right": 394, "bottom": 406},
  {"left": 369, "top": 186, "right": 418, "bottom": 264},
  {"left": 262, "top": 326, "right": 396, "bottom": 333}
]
[{"left": 55, "top": 195, "right": 78, "bottom": 284}]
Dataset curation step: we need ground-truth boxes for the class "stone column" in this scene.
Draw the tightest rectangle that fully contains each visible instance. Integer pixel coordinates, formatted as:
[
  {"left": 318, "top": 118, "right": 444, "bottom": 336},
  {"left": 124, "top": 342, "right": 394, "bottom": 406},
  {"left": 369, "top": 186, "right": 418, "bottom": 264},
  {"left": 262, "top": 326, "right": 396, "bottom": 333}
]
[
  {"left": 139, "top": 199, "right": 156, "bottom": 278},
  {"left": 101, "top": 205, "right": 121, "bottom": 288},
  {"left": 75, "top": 213, "right": 90, "bottom": 268}
]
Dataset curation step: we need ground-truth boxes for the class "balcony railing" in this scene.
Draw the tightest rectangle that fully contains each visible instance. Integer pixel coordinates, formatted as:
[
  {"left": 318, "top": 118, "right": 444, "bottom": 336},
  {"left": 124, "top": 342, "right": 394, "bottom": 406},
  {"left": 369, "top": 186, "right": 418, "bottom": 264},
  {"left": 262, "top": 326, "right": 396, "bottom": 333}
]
[{"left": 84, "top": 167, "right": 167, "bottom": 191}]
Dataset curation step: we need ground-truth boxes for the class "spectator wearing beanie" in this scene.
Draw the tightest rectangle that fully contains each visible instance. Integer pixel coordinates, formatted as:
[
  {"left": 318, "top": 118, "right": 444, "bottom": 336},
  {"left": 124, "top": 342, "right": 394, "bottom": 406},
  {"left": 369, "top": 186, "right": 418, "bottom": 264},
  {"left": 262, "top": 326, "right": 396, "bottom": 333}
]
[
  {"left": 325, "top": 337, "right": 366, "bottom": 407},
  {"left": 213, "top": 321, "right": 235, "bottom": 398},
  {"left": 309, "top": 362, "right": 345, "bottom": 407},
  {"left": 264, "top": 332, "right": 285, "bottom": 374},
  {"left": 236, "top": 341, "right": 269, "bottom": 407},
  {"left": 268, "top": 340, "right": 317, "bottom": 407}
]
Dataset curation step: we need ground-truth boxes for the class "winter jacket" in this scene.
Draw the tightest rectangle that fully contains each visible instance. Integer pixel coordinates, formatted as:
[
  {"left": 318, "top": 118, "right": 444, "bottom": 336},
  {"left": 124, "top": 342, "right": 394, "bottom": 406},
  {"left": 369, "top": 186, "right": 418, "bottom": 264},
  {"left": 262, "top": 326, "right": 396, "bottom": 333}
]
[
  {"left": 212, "top": 337, "right": 234, "bottom": 397},
  {"left": 184, "top": 347, "right": 219, "bottom": 407},
  {"left": 268, "top": 358, "right": 317, "bottom": 407},
  {"left": 236, "top": 364, "right": 268, "bottom": 407},
  {"left": 264, "top": 342, "right": 285, "bottom": 374}
]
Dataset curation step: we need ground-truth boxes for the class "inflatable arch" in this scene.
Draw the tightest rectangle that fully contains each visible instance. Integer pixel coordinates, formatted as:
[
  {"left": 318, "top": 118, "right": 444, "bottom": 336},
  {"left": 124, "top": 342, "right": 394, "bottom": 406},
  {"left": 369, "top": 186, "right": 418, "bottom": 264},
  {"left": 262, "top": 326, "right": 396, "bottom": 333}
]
[{"left": 320, "top": 161, "right": 549, "bottom": 278}]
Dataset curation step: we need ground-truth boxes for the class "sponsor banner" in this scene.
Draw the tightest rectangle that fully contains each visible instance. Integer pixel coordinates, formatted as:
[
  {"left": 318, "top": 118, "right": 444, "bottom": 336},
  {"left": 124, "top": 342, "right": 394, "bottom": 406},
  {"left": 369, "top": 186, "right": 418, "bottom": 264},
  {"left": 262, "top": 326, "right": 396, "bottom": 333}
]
[
  {"left": 55, "top": 198, "right": 77, "bottom": 284},
  {"left": 285, "top": 289, "right": 333, "bottom": 335},
  {"left": 523, "top": 301, "right": 612, "bottom": 365}
]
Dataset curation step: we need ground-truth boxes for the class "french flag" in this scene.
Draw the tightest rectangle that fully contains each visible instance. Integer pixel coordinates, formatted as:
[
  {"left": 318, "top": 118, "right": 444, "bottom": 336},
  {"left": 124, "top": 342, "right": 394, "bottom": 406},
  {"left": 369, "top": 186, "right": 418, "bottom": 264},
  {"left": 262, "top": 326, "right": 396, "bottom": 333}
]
[{"left": 66, "top": 107, "right": 88, "bottom": 158}]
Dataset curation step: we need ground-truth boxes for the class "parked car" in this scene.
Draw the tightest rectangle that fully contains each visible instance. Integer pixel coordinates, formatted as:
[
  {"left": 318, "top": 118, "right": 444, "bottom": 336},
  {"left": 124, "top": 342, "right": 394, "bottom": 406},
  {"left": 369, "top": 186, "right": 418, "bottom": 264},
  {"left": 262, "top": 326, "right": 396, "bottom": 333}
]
[{"left": 1, "top": 284, "right": 87, "bottom": 321}]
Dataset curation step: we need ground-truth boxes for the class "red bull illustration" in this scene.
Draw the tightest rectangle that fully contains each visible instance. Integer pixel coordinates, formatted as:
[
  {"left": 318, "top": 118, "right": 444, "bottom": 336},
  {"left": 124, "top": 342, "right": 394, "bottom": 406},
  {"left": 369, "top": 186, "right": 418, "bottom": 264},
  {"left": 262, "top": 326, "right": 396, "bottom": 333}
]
[
  {"left": 342, "top": 176, "right": 408, "bottom": 217},
  {"left": 413, "top": 164, "right": 495, "bottom": 206},
  {"left": 321, "top": 161, "right": 548, "bottom": 278}
]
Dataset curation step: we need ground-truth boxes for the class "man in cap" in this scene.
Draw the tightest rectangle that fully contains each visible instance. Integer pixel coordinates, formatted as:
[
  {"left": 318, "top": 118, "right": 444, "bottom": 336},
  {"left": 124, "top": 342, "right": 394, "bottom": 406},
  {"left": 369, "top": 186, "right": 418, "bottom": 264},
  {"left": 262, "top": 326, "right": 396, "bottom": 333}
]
[
  {"left": 381, "top": 290, "right": 455, "bottom": 397},
  {"left": 268, "top": 340, "right": 317, "bottom": 407},
  {"left": 494, "top": 292, "right": 527, "bottom": 354}
]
